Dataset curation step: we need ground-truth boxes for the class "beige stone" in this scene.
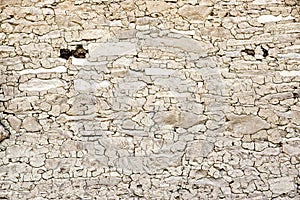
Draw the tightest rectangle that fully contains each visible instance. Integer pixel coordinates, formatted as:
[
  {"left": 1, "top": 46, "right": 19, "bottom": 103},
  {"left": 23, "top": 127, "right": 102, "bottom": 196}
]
[
  {"left": 268, "top": 176, "right": 295, "bottom": 194},
  {"left": 145, "top": 1, "right": 171, "bottom": 13},
  {"left": 178, "top": 5, "right": 213, "bottom": 21},
  {"left": 23, "top": 117, "right": 42, "bottom": 132},
  {"left": 0, "top": 123, "right": 9, "bottom": 142},
  {"left": 228, "top": 115, "right": 270, "bottom": 136},
  {"left": 8, "top": 116, "right": 21, "bottom": 131}
]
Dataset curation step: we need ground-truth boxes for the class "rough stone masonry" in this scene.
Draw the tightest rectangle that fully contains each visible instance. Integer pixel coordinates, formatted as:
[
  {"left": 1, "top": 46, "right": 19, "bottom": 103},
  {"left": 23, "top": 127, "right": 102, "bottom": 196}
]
[{"left": 0, "top": 0, "right": 299, "bottom": 199}]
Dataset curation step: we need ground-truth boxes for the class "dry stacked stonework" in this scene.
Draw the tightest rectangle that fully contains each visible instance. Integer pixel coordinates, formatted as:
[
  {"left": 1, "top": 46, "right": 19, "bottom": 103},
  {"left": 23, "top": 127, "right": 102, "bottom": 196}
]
[{"left": 0, "top": 0, "right": 299, "bottom": 199}]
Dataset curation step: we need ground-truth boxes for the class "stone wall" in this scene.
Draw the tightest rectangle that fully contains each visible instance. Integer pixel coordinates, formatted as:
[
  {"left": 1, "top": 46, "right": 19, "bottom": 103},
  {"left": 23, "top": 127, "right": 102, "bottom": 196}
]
[{"left": 0, "top": 0, "right": 299, "bottom": 199}]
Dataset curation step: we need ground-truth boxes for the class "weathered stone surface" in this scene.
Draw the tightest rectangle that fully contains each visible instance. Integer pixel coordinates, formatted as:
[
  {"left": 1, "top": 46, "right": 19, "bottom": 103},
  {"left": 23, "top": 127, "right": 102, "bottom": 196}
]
[
  {"left": 268, "top": 176, "right": 295, "bottom": 194},
  {"left": 22, "top": 117, "right": 42, "bottom": 132},
  {"left": 19, "top": 79, "right": 67, "bottom": 91},
  {"left": 228, "top": 115, "right": 270, "bottom": 136},
  {"left": 178, "top": 5, "right": 213, "bottom": 21},
  {"left": 7, "top": 116, "right": 21, "bottom": 131},
  {"left": 145, "top": 1, "right": 171, "bottom": 13},
  {"left": 283, "top": 141, "right": 300, "bottom": 155},
  {"left": 80, "top": 29, "right": 111, "bottom": 40},
  {"left": 144, "top": 68, "right": 175, "bottom": 76},
  {"left": 18, "top": 66, "right": 67, "bottom": 75},
  {"left": 186, "top": 140, "right": 214, "bottom": 158},
  {"left": 88, "top": 42, "right": 137, "bottom": 57},
  {"left": 257, "top": 15, "right": 294, "bottom": 23},
  {"left": 0, "top": 123, "right": 9, "bottom": 142},
  {"left": 1, "top": 0, "right": 300, "bottom": 199},
  {"left": 144, "top": 37, "right": 211, "bottom": 56}
]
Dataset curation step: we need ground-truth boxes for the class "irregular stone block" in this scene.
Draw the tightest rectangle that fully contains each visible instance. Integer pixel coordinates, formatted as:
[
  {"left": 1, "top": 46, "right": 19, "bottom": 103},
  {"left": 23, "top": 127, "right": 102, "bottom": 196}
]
[
  {"left": 268, "top": 176, "right": 295, "bottom": 195},
  {"left": 0, "top": 123, "right": 9, "bottom": 142},
  {"left": 72, "top": 58, "right": 108, "bottom": 66},
  {"left": 283, "top": 141, "right": 300, "bottom": 155},
  {"left": 145, "top": 68, "right": 175, "bottom": 76},
  {"left": 80, "top": 29, "right": 111, "bottom": 40},
  {"left": 88, "top": 42, "right": 137, "bottom": 57},
  {"left": 18, "top": 66, "right": 67, "bottom": 75},
  {"left": 116, "top": 157, "right": 145, "bottom": 173},
  {"left": 20, "top": 43, "right": 53, "bottom": 57},
  {"left": 257, "top": 15, "right": 294, "bottom": 23},
  {"left": 19, "top": 78, "right": 67, "bottom": 91},
  {"left": 279, "top": 70, "right": 300, "bottom": 77},
  {"left": 228, "top": 115, "right": 270, "bottom": 136},
  {"left": 178, "top": 5, "right": 213, "bottom": 21},
  {"left": 22, "top": 117, "right": 42, "bottom": 132},
  {"left": 186, "top": 140, "right": 214, "bottom": 158},
  {"left": 8, "top": 116, "right": 21, "bottom": 131},
  {"left": 145, "top": 1, "right": 171, "bottom": 13}
]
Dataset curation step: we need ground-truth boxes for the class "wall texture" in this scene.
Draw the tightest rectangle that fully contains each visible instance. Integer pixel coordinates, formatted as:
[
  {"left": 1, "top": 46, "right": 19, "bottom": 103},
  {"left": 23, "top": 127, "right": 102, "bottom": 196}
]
[{"left": 0, "top": 0, "right": 299, "bottom": 199}]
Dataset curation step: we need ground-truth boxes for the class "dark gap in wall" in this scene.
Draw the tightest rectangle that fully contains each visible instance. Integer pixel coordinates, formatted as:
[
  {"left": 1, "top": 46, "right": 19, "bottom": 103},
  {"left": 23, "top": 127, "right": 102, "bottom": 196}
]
[
  {"left": 241, "top": 49, "right": 255, "bottom": 56},
  {"left": 59, "top": 45, "right": 88, "bottom": 59},
  {"left": 262, "top": 46, "right": 269, "bottom": 57}
]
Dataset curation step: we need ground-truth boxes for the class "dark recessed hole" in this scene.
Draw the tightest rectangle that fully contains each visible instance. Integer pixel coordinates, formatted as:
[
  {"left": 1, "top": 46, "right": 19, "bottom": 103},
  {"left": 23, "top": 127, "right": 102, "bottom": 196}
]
[
  {"left": 262, "top": 47, "right": 269, "bottom": 57},
  {"left": 293, "top": 92, "right": 299, "bottom": 98},
  {"left": 60, "top": 49, "right": 72, "bottom": 60},
  {"left": 241, "top": 49, "right": 255, "bottom": 56},
  {"left": 72, "top": 45, "right": 88, "bottom": 58},
  {"left": 59, "top": 45, "right": 88, "bottom": 60}
]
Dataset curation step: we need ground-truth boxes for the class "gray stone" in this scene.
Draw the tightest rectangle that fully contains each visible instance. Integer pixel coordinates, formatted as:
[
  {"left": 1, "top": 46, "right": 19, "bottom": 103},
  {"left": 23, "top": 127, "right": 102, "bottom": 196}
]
[
  {"left": 88, "top": 42, "right": 137, "bottom": 57},
  {"left": 22, "top": 117, "right": 42, "bottom": 132}
]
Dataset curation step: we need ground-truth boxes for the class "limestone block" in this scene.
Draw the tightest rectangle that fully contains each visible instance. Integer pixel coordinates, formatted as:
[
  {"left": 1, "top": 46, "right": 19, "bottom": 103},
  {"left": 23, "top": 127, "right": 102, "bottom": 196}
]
[
  {"left": 144, "top": 37, "right": 211, "bottom": 56},
  {"left": 268, "top": 176, "right": 295, "bottom": 195},
  {"left": 145, "top": 1, "right": 171, "bottom": 13},
  {"left": 18, "top": 66, "right": 67, "bottom": 75},
  {"left": 88, "top": 42, "right": 137, "bottom": 57},
  {"left": 180, "top": 111, "right": 204, "bottom": 129},
  {"left": 257, "top": 15, "right": 294, "bottom": 23},
  {"left": 228, "top": 115, "right": 270, "bottom": 136},
  {"left": 178, "top": 5, "right": 213, "bottom": 22},
  {"left": 283, "top": 141, "right": 300, "bottom": 155},
  {"left": 72, "top": 58, "right": 108, "bottom": 66},
  {"left": 186, "top": 140, "right": 214, "bottom": 158},
  {"left": 116, "top": 157, "right": 145, "bottom": 173},
  {"left": 22, "top": 117, "right": 42, "bottom": 132},
  {"left": 19, "top": 78, "right": 67, "bottom": 91},
  {"left": 80, "top": 29, "right": 111, "bottom": 40},
  {"left": 30, "top": 154, "right": 46, "bottom": 168},
  {"left": 7, "top": 116, "right": 21, "bottom": 131},
  {"left": 20, "top": 43, "right": 53, "bottom": 57},
  {"left": 0, "top": 123, "right": 9, "bottom": 142},
  {"left": 145, "top": 68, "right": 175, "bottom": 76}
]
